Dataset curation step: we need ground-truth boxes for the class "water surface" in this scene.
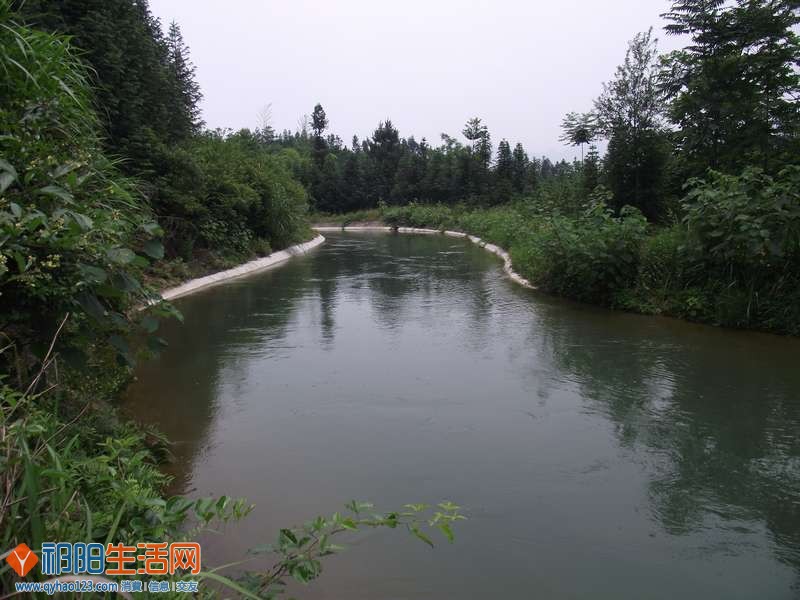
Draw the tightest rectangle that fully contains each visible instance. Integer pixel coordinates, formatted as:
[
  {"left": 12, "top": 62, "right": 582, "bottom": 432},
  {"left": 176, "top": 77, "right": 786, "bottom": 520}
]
[{"left": 123, "top": 232, "right": 800, "bottom": 599}]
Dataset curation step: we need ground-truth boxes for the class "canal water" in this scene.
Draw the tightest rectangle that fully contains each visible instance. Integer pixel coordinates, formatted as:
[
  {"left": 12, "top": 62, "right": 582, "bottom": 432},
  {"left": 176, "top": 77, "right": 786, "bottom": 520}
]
[{"left": 122, "top": 232, "right": 800, "bottom": 599}]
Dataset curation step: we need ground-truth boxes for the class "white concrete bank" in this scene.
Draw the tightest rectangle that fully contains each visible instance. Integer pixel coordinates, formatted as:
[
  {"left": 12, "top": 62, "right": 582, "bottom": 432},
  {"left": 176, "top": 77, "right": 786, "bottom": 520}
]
[
  {"left": 160, "top": 235, "right": 326, "bottom": 301},
  {"left": 313, "top": 225, "right": 536, "bottom": 290}
]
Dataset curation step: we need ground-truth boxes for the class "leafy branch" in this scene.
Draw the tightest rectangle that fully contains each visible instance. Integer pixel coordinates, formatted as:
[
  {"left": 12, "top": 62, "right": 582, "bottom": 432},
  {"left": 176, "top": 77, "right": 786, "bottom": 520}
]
[{"left": 204, "top": 501, "right": 466, "bottom": 599}]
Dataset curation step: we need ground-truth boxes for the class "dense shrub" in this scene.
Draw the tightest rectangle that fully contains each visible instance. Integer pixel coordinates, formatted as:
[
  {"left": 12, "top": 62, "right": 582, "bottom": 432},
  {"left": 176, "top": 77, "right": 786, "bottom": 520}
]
[
  {"left": 518, "top": 204, "right": 648, "bottom": 303},
  {"left": 382, "top": 202, "right": 457, "bottom": 230},
  {"left": 678, "top": 167, "right": 800, "bottom": 332},
  {"left": 151, "top": 132, "right": 309, "bottom": 263},
  {"left": 681, "top": 167, "right": 800, "bottom": 274}
]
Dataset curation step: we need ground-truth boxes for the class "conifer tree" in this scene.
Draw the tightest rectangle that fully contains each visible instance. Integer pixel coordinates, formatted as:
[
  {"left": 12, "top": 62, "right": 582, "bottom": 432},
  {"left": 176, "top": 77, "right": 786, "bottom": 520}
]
[
  {"left": 495, "top": 140, "right": 513, "bottom": 181},
  {"left": 368, "top": 120, "right": 402, "bottom": 202},
  {"left": 19, "top": 0, "right": 197, "bottom": 166},
  {"left": 511, "top": 143, "right": 529, "bottom": 193},
  {"left": 166, "top": 20, "right": 203, "bottom": 138},
  {"left": 583, "top": 145, "right": 600, "bottom": 196}
]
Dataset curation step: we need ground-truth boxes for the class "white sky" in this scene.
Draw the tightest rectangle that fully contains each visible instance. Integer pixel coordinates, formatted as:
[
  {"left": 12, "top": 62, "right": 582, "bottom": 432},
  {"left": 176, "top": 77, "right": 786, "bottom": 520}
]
[{"left": 149, "top": 0, "right": 685, "bottom": 161}]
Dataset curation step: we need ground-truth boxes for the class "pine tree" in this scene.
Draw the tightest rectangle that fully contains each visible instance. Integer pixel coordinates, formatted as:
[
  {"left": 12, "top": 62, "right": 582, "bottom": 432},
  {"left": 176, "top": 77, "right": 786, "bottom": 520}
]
[
  {"left": 19, "top": 0, "right": 189, "bottom": 163},
  {"left": 461, "top": 117, "right": 492, "bottom": 200},
  {"left": 166, "top": 20, "right": 203, "bottom": 138},
  {"left": 368, "top": 120, "right": 402, "bottom": 202},
  {"left": 491, "top": 140, "right": 513, "bottom": 203},
  {"left": 583, "top": 145, "right": 600, "bottom": 196},
  {"left": 511, "top": 143, "right": 529, "bottom": 193},
  {"left": 494, "top": 140, "right": 512, "bottom": 179}
]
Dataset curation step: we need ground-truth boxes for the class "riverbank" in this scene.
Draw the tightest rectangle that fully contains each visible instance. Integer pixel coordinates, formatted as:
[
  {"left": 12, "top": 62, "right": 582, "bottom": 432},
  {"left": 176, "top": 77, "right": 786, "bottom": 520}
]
[{"left": 315, "top": 204, "right": 800, "bottom": 336}]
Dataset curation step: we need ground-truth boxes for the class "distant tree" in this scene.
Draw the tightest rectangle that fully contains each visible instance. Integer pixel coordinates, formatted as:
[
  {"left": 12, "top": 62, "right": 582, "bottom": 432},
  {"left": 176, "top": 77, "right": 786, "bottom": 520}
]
[
  {"left": 368, "top": 120, "right": 402, "bottom": 202},
  {"left": 296, "top": 114, "right": 310, "bottom": 140},
  {"left": 165, "top": 20, "right": 203, "bottom": 138},
  {"left": 310, "top": 103, "right": 328, "bottom": 166},
  {"left": 340, "top": 150, "right": 366, "bottom": 211},
  {"left": 257, "top": 103, "right": 275, "bottom": 143},
  {"left": 492, "top": 140, "right": 514, "bottom": 203},
  {"left": 462, "top": 117, "right": 492, "bottom": 199},
  {"left": 314, "top": 153, "right": 340, "bottom": 212},
  {"left": 495, "top": 140, "right": 513, "bottom": 181},
  {"left": 559, "top": 112, "right": 596, "bottom": 161},
  {"left": 462, "top": 117, "right": 492, "bottom": 169},
  {"left": 661, "top": 0, "right": 800, "bottom": 175},
  {"left": 311, "top": 103, "right": 328, "bottom": 137},
  {"left": 326, "top": 133, "right": 343, "bottom": 151},
  {"left": 540, "top": 157, "right": 555, "bottom": 179},
  {"left": 391, "top": 145, "right": 420, "bottom": 203},
  {"left": 511, "top": 142, "right": 529, "bottom": 193},
  {"left": 582, "top": 145, "right": 600, "bottom": 196}
]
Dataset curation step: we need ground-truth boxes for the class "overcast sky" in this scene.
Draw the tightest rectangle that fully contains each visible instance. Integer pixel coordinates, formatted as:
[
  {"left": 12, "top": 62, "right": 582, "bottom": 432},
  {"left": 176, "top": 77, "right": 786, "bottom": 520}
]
[{"left": 149, "top": 0, "right": 685, "bottom": 161}]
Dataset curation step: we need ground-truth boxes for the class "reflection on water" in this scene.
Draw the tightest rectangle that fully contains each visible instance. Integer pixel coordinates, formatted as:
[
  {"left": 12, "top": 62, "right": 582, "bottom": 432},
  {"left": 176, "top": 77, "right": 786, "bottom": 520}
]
[{"left": 122, "top": 232, "right": 800, "bottom": 599}]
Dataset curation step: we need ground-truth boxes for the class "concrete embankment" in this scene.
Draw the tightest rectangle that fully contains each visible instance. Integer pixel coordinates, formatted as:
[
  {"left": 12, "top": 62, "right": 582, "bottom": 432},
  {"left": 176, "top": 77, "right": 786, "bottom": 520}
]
[{"left": 160, "top": 235, "right": 326, "bottom": 301}]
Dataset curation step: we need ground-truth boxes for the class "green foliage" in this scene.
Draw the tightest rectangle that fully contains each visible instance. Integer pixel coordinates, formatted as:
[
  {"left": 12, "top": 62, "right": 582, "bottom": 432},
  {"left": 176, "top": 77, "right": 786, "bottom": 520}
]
[
  {"left": 661, "top": 0, "right": 800, "bottom": 175},
  {"left": 165, "top": 20, "right": 203, "bottom": 139},
  {"left": 379, "top": 199, "right": 648, "bottom": 305},
  {"left": 310, "top": 208, "right": 382, "bottom": 226},
  {"left": 232, "top": 501, "right": 465, "bottom": 598},
  {"left": 278, "top": 110, "right": 555, "bottom": 212},
  {"left": 559, "top": 111, "right": 597, "bottom": 157},
  {"left": 0, "top": 1, "right": 166, "bottom": 367},
  {"left": 151, "top": 131, "right": 309, "bottom": 262},
  {"left": 592, "top": 29, "right": 670, "bottom": 220},
  {"left": 19, "top": 0, "right": 202, "bottom": 166},
  {"left": 361, "top": 169, "right": 800, "bottom": 334},
  {"left": 514, "top": 204, "right": 648, "bottom": 303},
  {"left": 0, "top": 350, "right": 252, "bottom": 592},
  {"left": 681, "top": 167, "right": 800, "bottom": 269},
  {"left": 382, "top": 203, "right": 458, "bottom": 230}
]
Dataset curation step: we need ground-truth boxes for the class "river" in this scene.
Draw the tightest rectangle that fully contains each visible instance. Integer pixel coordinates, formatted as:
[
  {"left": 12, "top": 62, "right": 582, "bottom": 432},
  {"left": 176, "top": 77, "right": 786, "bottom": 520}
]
[{"left": 122, "top": 231, "right": 800, "bottom": 599}]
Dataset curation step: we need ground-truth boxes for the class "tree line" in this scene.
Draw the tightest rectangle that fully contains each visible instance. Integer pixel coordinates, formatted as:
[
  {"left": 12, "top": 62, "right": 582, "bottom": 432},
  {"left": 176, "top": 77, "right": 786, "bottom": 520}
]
[{"left": 254, "top": 0, "right": 798, "bottom": 228}]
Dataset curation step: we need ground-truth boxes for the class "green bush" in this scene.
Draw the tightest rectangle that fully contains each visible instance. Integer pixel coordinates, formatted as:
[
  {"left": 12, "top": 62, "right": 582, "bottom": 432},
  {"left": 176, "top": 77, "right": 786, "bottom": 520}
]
[
  {"left": 382, "top": 202, "right": 456, "bottom": 229},
  {"left": 151, "top": 131, "right": 309, "bottom": 264},
  {"left": 519, "top": 204, "right": 648, "bottom": 304},
  {"left": 677, "top": 167, "right": 800, "bottom": 332},
  {"left": 682, "top": 167, "right": 800, "bottom": 273},
  {"left": 0, "top": 2, "right": 168, "bottom": 369}
]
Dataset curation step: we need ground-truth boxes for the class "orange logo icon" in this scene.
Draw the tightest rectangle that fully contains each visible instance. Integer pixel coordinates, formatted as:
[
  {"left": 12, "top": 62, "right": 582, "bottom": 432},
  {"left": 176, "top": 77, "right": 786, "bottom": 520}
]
[{"left": 6, "top": 543, "right": 38, "bottom": 577}]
